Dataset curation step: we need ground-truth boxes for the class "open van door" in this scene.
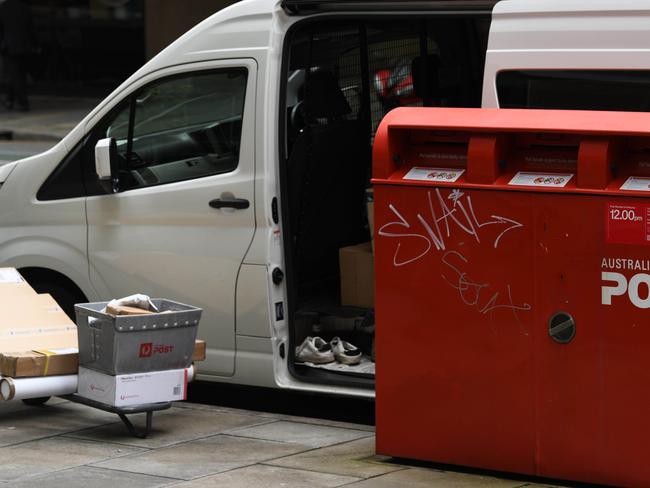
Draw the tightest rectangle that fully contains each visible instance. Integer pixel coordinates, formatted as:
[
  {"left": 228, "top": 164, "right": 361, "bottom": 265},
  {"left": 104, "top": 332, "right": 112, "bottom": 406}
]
[{"left": 86, "top": 59, "right": 257, "bottom": 377}]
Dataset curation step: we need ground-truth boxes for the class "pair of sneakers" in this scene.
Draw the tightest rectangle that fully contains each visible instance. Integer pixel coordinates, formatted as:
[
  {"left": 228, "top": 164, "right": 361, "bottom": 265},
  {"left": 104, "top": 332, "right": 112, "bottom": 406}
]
[{"left": 295, "top": 336, "right": 362, "bottom": 365}]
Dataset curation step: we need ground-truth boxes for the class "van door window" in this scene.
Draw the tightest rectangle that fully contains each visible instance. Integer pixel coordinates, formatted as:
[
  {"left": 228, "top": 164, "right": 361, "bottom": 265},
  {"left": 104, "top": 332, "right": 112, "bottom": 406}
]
[
  {"left": 497, "top": 70, "right": 650, "bottom": 112},
  {"left": 105, "top": 69, "right": 247, "bottom": 192},
  {"left": 122, "top": 69, "right": 247, "bottom": 191}
]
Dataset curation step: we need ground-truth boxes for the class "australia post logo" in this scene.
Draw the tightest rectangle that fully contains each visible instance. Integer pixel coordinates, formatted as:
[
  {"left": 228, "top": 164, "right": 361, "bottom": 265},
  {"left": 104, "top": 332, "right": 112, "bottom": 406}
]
[
  {"left": 601, "top": 257, "right": 650, "bottom": 309},
  {"left": 138, "top": 342, "right": 174, "bottom": 358}
]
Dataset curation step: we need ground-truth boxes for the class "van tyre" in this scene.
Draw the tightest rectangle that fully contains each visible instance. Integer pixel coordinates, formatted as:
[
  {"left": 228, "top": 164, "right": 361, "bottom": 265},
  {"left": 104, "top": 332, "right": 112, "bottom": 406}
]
[
  {"left": 22, "top": 397, "right": 51, "bottom": 406},
  {"left": 18, "top": 269, "right": 87, "bottom": 321},
  {"left": 31, "top": 281, "right": 83, "bottom": 321}
]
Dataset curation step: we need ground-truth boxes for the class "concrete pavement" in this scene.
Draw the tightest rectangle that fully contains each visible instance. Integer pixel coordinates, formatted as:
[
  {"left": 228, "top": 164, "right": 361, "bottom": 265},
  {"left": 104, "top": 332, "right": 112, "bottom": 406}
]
[
  {"left": 0, "top": 395, "right": 569, "bottom": 488},
  {"left": 0, "top": 140, "right": 55, "bottom": 164},
  {"left": 0, "top": 95, "right": 99, "bottom": 141}
]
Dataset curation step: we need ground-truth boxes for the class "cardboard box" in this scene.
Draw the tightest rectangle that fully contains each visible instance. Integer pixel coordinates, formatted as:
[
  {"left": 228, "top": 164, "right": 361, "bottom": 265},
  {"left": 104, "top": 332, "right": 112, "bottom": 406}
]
[
  {"left": 105, "top": 303, "right": 155, "bottom": 316},
  {"left": 0, "top": 293, "right": 78, "bottom": 354},
  {"left": 0, "top": 339, "right": 206, "bottom": 378},
  {"left": 193, "top": 339, "right": 206, "bottom": 362},
  {"left": 339, "top": 242, "right": 375, "bottom": 308},
  {"left": 0, "top": 347, "right": 79, "bottom": 378},
  {"left": 77, "top": 366, "right": 188, "bottom": 407},
  {"left": 0, "top": 268, "right": 36, "bottom": 301}
]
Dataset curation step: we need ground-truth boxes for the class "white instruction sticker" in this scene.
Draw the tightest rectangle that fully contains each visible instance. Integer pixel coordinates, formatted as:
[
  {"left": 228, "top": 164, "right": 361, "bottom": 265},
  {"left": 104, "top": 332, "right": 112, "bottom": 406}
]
[
  {"left": 45, "top": 348, "right": 79, "bottom": 355},
  {"left": 0, "top": 268, "right": 23, "bottom": 284},
  {"left": 508, "top": 172, "right": 574, "bottom": 188},
  {"left": 403, "top": 166, "right": 465, "bottom": 182},
  {"left": 621, "top": 176, "right": 650, "bottom": 192}
]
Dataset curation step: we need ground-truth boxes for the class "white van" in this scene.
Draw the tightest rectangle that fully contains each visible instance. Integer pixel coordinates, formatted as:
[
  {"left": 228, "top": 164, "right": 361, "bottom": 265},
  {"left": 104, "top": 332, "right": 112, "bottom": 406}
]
[{"left": 0, "top": 0, "right": 646, "bottom": 398}]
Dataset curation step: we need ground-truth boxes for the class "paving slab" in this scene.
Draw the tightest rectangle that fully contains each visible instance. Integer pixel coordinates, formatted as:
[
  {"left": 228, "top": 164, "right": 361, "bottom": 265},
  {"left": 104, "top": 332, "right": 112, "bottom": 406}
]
[
  {"left": 67, "top": 405, "right": 275, "bottom": 448},
  {"left": 0, "top": 400, "right": 576, "bottom": 487},
  {"left": 173, "top": 402, "right": 376, "bottom": 433},
  {"left": 0, "top": 96, "right": 99, "bottom": 141},
  {"left": 0, "top": 139, "right": 56, "bottom": 164},
  {"left": 263, "top": 412, "right": 376, "bottom": 433},
  {"left": 170, "top": 464, "right": 361, "bottom": 488},
  {"left": 522, "top": 484, "right": 569, "bottom": 488},
  {"left": 92, "top": 433, "right": 311, "bottom": 480},
  {"left": 265, "top": 436, "right": 402, "bottom": 479},
  {"left": 342, "top": 467, "right": 527, "bottom": 487},
  {"left": 4, "top": 466, "right": 177, "bottom": 488},
  {"left": 0, "top": 397, "right": 67, "bottom": 415},
  {"left": 228, "top": 420, "right": 373, "bottom": 448},
  {"left": 0, "top": 401, "right": 118, "bottom": 447},
  {"left": 0, "top": 436, "right": 145, "bottom": 482}
]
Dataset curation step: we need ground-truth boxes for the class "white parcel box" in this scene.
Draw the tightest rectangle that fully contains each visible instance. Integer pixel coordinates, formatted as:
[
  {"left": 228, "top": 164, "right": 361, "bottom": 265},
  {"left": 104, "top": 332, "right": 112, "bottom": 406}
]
[{"left": 77, "top": 366, "right": 188, "bottom": 407}]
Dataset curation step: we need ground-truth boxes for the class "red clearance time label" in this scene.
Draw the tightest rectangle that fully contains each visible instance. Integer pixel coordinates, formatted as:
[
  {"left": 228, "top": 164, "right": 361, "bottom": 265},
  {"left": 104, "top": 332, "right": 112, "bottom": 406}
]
[{"left": 606, "top": 203, "right": 650, "bottom": 245}]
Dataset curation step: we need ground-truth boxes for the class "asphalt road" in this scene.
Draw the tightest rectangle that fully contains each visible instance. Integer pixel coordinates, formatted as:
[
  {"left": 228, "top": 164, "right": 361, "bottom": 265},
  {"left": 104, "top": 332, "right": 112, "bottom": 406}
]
[{"left": 0, "top": 140, "right": 55, "bottom": 164}]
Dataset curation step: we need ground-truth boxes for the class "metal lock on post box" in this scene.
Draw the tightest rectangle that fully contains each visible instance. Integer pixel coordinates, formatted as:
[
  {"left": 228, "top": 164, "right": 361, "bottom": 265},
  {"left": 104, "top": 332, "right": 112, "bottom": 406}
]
[{"left": 372, "top": 107, "right": 650, "bottom": 487}]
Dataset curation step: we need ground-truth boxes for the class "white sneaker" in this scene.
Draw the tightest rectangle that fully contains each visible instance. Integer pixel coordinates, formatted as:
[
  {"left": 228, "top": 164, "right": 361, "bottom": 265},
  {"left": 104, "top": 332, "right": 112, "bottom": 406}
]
[
  {"left": 295, "top": 336, "right": 335, "bottom": 364},
  {"left": 330, "top": 337, "right": 362, "bottom": 365}
]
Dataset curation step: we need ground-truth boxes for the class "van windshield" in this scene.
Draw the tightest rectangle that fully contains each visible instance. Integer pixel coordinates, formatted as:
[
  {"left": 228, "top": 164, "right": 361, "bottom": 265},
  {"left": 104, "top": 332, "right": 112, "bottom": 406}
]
[{"left": 497, "top": 70, "right": 650, "bottom": 112}]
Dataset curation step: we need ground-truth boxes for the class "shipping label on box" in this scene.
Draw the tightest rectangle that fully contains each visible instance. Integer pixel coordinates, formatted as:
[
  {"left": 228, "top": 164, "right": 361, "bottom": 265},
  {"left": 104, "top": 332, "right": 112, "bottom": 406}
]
[
  {"left": 0, "top": 268, "right": 24, "bottom": 284},
  {"left": 77, "top": 367, "right": 188, "bottom": 407}
]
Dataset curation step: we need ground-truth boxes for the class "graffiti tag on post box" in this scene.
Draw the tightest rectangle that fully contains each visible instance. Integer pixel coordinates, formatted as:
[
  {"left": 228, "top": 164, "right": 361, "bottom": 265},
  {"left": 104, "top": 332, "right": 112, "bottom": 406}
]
[
  {"left": 441, "top": 250, "right": 532, "bottom": 321},
  {"left": 378, "top": 189, "right": 523, "bottom": 267}
]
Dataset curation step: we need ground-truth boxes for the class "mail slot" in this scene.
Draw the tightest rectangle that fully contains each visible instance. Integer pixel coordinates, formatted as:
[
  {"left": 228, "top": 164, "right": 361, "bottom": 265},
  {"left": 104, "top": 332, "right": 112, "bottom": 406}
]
[{"left": 373, "top": 107, "right": 650, "bottom": 487}]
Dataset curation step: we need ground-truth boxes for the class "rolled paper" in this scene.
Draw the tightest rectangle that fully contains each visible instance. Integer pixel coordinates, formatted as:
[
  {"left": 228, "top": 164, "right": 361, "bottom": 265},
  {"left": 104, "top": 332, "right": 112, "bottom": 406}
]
[
  {"left": 0, "top": 365, "right": 195, "bottom": 401},
  {"left": 0, "top": 374, "right": 78, "bottom": 401}
]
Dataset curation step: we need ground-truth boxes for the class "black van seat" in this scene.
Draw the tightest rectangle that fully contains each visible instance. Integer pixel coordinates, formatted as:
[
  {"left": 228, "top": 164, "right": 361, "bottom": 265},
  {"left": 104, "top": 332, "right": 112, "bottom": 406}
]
[{"left": 288, "top": 70, "right": 368, "bottom": 286}]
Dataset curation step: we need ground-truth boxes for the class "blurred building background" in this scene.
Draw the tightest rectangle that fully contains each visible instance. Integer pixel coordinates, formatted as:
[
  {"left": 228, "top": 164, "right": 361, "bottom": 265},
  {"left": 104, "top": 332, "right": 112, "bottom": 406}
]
[{"left": 20, "top": 0, "right": 238, "bottom": 97}]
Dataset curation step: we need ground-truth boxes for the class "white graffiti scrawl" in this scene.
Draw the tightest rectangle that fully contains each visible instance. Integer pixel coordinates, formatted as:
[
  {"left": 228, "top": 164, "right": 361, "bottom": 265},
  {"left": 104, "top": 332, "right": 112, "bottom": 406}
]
[{"left": 378, "top": 188, "right": 524, "bottom": 267}]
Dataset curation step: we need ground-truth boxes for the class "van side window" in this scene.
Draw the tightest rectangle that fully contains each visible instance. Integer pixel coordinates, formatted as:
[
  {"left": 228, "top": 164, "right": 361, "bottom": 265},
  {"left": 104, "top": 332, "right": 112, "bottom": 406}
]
[
  {"left": 497, "top": 70, "right": 650, "bottom": 112},
  {"left": 38, "top": 100, "right": 131, "bottom": 201},
  {"left": 108, "top": 69, "right": 247, "bottom": 191},
  {"left": 285, "top": 18, "right": 488, "bottom": 149},
  {"left": 36, "top": 141, "right": 87, "bottom": 201}
]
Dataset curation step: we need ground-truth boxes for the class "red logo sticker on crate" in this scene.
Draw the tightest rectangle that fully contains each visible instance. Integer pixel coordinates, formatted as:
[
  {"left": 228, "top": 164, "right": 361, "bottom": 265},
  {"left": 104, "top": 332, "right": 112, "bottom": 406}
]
[
  {"left": 139, "top": 342, "right": 153, "bottom": 358},
  {"left": 606, "top": 203, "right": 650, "bottom": 245}
]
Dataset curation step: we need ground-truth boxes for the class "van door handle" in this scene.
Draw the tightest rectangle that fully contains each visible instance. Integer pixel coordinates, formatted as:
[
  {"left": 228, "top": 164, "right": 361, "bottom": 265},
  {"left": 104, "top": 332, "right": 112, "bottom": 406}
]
[{"left": 209, "top": 198, "right": 250, "bottom": 210}]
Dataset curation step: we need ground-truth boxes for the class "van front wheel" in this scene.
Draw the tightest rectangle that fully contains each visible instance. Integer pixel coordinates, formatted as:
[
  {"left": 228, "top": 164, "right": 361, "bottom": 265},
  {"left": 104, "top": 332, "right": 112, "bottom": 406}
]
[
  {"left": 22, "top": 397, "right": 51, "bottom": 406},
  {"left": 18, "top": 268, "right": 87, "bottom": 320}
]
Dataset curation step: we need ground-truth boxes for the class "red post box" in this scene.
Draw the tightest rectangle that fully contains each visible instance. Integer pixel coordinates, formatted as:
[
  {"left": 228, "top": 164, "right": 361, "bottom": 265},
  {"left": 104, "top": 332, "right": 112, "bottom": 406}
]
[{"left": 373, "top": 107, "right": 650, "bottom": 487}]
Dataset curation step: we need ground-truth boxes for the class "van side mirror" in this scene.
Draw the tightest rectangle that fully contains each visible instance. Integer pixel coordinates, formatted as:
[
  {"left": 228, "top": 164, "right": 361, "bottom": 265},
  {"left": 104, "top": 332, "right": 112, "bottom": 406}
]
[{"left": 95, "top": 138, "right": 119, "bottom": 194}]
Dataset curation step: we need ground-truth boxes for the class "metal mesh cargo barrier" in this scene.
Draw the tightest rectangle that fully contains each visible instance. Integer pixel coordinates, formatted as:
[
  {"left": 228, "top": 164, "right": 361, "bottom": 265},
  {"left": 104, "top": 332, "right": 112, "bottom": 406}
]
[{"left": 75, "top": 299, "right": 202, "bottom": 375}]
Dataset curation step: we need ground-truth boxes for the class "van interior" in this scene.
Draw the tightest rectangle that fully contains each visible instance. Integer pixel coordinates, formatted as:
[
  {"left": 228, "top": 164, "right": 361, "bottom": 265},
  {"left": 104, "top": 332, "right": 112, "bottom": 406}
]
[{"left": 281, "top": 16, "right": 490, "bottom": 387}]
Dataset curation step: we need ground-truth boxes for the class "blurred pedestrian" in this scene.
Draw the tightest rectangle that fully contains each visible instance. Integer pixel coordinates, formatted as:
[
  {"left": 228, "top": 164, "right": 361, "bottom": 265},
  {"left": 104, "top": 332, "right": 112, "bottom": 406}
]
[{"left": 0, "top": 0, "right": 32, "bottom": 111}]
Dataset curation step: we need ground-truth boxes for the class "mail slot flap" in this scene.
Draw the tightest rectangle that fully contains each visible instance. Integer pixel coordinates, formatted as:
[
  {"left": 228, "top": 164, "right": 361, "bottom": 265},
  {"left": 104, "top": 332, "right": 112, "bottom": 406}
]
[{"left": 373, "top": 107, "right": 650, "bottom": 192}]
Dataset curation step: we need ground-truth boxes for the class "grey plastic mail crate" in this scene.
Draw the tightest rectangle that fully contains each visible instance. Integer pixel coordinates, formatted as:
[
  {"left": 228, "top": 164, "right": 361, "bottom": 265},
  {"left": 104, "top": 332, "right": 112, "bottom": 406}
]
[{"left": 75, "top": 299, "right": 202, "bottom": 375}]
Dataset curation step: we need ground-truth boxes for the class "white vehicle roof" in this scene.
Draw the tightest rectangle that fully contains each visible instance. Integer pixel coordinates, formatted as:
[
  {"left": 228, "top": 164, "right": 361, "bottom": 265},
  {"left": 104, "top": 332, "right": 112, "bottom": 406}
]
[
  {"left": 146, "top": 0, "right": 279, "bottom": 72},
  {"left": 484, "top": 0, "right": 650, "bottom": 107},
  {"left": 492, "top": 0, "right": 650, "bottom": 51},
  {"left": 495, "top": 0, "right": 650, "bottom": 14}
]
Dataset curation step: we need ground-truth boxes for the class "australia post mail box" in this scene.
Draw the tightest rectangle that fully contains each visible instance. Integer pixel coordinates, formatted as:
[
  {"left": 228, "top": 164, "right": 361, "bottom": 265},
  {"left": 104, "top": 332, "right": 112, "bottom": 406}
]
[{"left": 373, "top": 107, "right": 650, "bottom": 487}]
